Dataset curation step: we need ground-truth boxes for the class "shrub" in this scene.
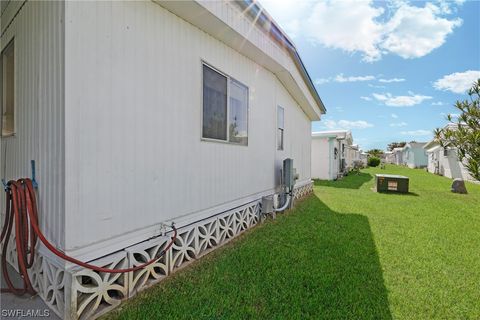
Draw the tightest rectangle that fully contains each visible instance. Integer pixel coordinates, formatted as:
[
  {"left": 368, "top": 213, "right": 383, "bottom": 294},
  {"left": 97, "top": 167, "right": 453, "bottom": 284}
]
[
  {"left": 368, "top": 157, "right": 381, "bottom": 167},
  {"left": 434, "top": 79, "right": 480, "bottom": 181}
]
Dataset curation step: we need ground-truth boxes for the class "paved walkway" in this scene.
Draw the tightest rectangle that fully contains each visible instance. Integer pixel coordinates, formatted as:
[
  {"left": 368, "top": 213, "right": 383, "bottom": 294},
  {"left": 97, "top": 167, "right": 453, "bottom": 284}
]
[{"left": 0, "top": 264, "right": 59, "bottom": 320}]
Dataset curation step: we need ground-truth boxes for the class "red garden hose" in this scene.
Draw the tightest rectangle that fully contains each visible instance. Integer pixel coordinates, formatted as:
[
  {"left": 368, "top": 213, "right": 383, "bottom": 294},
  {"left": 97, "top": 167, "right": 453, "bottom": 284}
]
[{"left": 1, "top": 178, "right": 177, "bottom": 295}]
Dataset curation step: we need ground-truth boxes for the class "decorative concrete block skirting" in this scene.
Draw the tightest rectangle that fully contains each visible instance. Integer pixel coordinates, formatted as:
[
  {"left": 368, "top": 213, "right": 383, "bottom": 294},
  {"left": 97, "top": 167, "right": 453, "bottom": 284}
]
[{"left": 3, "top": 182, "right": 313, "bottom": 319}]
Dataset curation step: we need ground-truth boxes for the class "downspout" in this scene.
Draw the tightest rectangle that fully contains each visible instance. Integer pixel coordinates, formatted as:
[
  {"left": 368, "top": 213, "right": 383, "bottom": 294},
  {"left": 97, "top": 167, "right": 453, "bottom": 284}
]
[{"left": 328, "top": 138, "right": 334, "bottom": 180}]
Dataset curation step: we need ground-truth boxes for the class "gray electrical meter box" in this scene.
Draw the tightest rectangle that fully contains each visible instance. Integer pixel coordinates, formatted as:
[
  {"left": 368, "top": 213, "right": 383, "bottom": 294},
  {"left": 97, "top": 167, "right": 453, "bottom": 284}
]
[
  {"left": 261, "top": 196, "right": 274, "bottom": 215},
  {"left": 283, "top": 158, "right": 295, "bottom": 189}
]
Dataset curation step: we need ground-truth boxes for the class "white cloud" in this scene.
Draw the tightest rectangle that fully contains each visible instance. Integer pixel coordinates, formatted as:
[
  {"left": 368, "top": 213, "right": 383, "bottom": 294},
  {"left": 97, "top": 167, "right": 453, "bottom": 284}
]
[
  {"left": 368, "top": 84, "right": 386, "bottom": 89},
  {"left": 260, "top": 0, "right": 310, "bottom": 38},
  {"left": 379, "top": 78, "right": 405, "bottom": 83},
  {"left": 261, "top": 0, "right": 463, "bottom": 61},
  {"left": 334, "top": 74, "right": 375, "bottom": 82},
  {"left": 305, "top": 0, "right": 384, "bottom": 62},
  {"left": 315, "top": 74, "right": 376, "bottom": 85},
  {"left": 433, "top": 70, "right": 480, "bottom": 94},
  {"left": 314, "top": 78, "right": 330, "bottom": 85},
  {"left": 372, "top": 92, "right": 432, "bottom": 107},
  {"left": 390, "top": 122, "right": 408, "bottom": 127},
  {"left": 391, "top": 113, "right": 399, "bottom": 118},
  {"left": 323, "top": 119, "right": 374, "bottom": 130},
  {"left": 361, "top": 96, "right": 373, "bottom": 101},
  {"left": 282, "top": 19, "right": 302, "bottom": 39},
  {"left": 437, "top": 0, "right": 465, "bottom": 14},
  {"left": 381, "top": 3, "right": 462, "bottom": 59},
  {"left": 431, "top": 101, "right": 444, "bottom": 106},
  {"left": 400, "top": 129, "right": 432, "bottom": 136},
  {"left": 440, "top": 112, "right": 460, "bottom": 119}
]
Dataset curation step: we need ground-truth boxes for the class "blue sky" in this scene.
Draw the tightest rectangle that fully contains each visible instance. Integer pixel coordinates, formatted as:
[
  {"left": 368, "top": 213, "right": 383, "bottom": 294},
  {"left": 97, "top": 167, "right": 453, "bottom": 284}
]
[{"left": 261, "top": 0, "right": 480, "bottom": 150}]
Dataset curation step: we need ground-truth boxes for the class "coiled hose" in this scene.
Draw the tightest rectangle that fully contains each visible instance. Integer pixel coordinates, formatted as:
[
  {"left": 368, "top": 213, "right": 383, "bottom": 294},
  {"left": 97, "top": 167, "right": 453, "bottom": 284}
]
[{"left": 1, "top": 178, "right": 177, "bottom": 295}]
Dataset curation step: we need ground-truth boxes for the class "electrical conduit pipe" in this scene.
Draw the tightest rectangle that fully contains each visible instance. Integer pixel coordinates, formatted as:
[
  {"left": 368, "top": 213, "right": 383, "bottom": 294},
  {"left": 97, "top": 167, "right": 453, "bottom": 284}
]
[{"left": 273, "top": 193, "right": 292, "bottom": 212}]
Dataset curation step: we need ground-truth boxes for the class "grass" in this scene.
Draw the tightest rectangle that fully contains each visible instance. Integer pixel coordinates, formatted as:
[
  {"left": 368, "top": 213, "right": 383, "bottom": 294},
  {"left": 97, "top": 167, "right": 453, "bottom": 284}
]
[{"left": 106, "top": 165, "right": 480, "bottom": 320}]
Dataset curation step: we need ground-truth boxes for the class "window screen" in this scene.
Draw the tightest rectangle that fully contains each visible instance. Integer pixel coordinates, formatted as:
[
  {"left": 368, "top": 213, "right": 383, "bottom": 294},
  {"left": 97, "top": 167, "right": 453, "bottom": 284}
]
[
  {"left": 202, "top": 64, "right": 249, "bottom": 145},
  {"left": 277, "top": 106, "right": 284, "bottom": 150},
  {"left": 203, "top": 65, "right": 227, "bottom": 141},
  {"left": 229, "top": 79, "right": 248, "bottom": 145}
]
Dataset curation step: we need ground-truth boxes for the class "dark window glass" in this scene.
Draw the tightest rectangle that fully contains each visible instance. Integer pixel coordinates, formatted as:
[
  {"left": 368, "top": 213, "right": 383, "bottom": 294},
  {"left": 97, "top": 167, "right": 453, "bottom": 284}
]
[
  {"left": 1, "top": 40, "right": 15, "bottom": 136},
  {"left": 203, "top": 65, "right": 227, "bottom": 140},
  {"left": 277, "top": 106, "right": 284, "bottom": 150}
]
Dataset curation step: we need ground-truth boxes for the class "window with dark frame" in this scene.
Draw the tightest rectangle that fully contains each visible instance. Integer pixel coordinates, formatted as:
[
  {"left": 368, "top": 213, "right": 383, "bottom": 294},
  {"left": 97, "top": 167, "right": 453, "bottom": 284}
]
[
  {"left": 1, "top": 40, "right": 14, "bottom": 137},
  {"left": 277, "top": 106, "right": 284, "bottom": 150},
  {"left": 202, "top": 64, "right": 248, "bottom": 145}
]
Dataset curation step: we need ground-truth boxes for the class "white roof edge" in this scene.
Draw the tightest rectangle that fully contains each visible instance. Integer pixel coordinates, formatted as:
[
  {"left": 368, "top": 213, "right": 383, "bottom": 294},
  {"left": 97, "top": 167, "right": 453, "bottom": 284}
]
[
  {"left": 406, "top": 142, "right": 427, "bottom": 148},
  {"left": 154, "top": 0, "right": 325, "bottom": 120},
  {"left": 312, "top": 130, "right": 350, "bottom": 135},
  {"left": 312, "top": 130, "right": 352, "bottom": 141},
  {"left": 423, "top": 139, "right": 440, "bottom": 150},
  {"left": 426, "top": 145, "right": 442, "bottom": 153},
  {"left": 236, "top": 0, "right": 326, "bottom": 115}
]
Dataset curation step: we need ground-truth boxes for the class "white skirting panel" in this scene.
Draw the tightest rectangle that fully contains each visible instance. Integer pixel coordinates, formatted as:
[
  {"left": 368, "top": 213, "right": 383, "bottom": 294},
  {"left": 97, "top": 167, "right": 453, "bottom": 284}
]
[{"left": 16, "top": 182, "right": 313, "bottom": 320}]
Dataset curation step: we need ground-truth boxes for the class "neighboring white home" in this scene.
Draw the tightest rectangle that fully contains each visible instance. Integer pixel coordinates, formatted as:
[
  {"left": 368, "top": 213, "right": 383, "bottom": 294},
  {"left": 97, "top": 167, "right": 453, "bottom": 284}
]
[
  {"left": 402, "top": 142, "right": 428, "bottom": 168},
  {"left": 385, "top": 151, "right": 395, "bottom": 164},
  {"left": 311, "top": 130, "right": 353, "bottom": 180},
  {"left": 0, "top": 1, "right": 326, "bottom": 319},
  {"left": 392, "top": 147, "right": 404, "bottom": 165},
  {"left": 346, "top": 144, "right": 361, "bottom": 167},
  {"left": 360, "top": 151, "right": 369, "bottom": 167},
  {"left": 424, "top": 125, "right": 474, "bottom": 181}
]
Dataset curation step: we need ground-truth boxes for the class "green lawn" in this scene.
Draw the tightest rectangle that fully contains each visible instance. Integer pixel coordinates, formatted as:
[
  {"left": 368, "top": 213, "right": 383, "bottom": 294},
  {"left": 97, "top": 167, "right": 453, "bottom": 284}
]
[{"left": 107, "top": 165, "right": 480, "bottom": 320}]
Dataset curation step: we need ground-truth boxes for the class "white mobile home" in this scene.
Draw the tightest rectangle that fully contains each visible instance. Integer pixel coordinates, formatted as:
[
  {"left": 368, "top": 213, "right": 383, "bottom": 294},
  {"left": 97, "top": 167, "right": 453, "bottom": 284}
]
[
  {"left": 424, "top": 126, "right": 473, "bottom": 181},
  {"left": 402, "top": 142, "right": 428, "bottom": 168},
  {"left": 360, "top": 151, "right": 369, "bottom": 166},
  {"left": 385, "top": 151, "right": 395, "bottom": 164},
  {"left": 0, "top": 1, "right": 325, "bottom": 319},
  {"left": 311, "top": 130, "right": 353, "bottom": 180},
  {"left": 346, "top": 144, "right": 361, "bottom": 167},
  {"left": 392, "top": 147, "right": 404, "bottom": 165}
]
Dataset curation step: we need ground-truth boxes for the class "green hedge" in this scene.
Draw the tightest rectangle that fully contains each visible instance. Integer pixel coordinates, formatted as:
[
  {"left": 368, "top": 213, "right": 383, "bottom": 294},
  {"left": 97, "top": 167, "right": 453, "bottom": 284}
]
[{"left": 368, "top": 157, "right": 381, "bottom": 167}]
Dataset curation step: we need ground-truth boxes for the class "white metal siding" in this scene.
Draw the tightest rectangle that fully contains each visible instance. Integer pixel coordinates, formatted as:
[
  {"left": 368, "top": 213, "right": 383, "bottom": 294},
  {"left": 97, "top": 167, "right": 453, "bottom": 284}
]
[
  {"left": 437, "top": 149, "right": 474, "bottom": 181},
  {"left": 64, "top": 1, "right": 313, "bottom": 258},
  {"left": 275, "top": 77, "right": 311, "bottom": 187},
  {"left": 0, "top": 1, "right": 65, "bottom": 249},
  {"left": 311, "top": 137, "right": 331, "bottom": 180}
]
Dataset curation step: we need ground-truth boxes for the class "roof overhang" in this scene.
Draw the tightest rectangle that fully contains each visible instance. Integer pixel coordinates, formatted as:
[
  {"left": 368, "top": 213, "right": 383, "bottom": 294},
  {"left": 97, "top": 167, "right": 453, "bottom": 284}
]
[
  {"left": 426, "top": 145, "right": 442, "bottom": 153},
  {"left": 423, "top": 139, "right": 439, "bottom": 150},
  {"left": 312, "top": 130, "right": 351, "bottom": 141},
  {"left": 154, "top": 0, "right": 325, "bottom": 120}
]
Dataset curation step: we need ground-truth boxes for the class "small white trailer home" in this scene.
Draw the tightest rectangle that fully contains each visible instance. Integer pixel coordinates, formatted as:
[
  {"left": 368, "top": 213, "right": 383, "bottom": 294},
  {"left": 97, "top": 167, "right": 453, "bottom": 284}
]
[
  {"left": 0, "top": 1, "right": 326, "bottom": 318},
  {"left": 360, "top": 151, "right": 369, "bottom": 167},
  {"left": 346, "top": 144, "right": 361, "bottom": 167},
  {"left": 393, "top": 147, "right": 404, "bottom": 165},
  {"left": 385, "top": 151, "right": 395, "bottom": 164},
  {"left": 424, "top": 127, "right": 474, "bottom": 181},
  {"left": 402, "top": 142, "right": 428, "bottom": 168},
  {"left": 311, "top": 130, "right": 353, "bottom": 180}
]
